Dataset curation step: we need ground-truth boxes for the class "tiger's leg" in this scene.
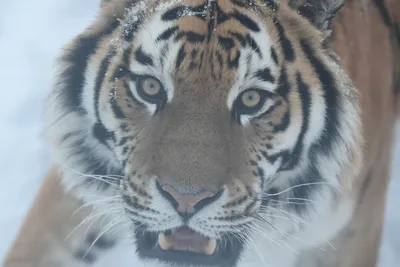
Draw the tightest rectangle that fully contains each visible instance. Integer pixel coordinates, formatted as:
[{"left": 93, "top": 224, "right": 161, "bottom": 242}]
[{"left": 2, "top": 166, "right": 117, "bottom": 267}]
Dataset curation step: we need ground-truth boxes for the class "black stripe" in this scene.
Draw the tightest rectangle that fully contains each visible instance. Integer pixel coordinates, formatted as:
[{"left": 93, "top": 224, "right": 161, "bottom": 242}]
[
  {"left": 92, "top": 122, "right": 115, "bottom": 148},
  {"left": 229, "top": 31, "right": 247, "bottom": 47},
  {"left": 176, "top": 45, "right": 186, "bottom": 69},
  {"left": 228, "top": 51, "right": 241, "bottom": 69},
  {"left": 157, "top": 26, "right": 179, "bottom": 41},
  {"left": 373, "top": 0, "right": 400, "bottom": 48},
  {"left": 261, "top": 150, "right": 290, "bottom": 166},
  {"left": 198, "top": 51, "right": 205, "bottom": 69},
  {"left": 231, "top": 0, "right": 248, "bottom": 8},
  {"left": 215, "top": 3, "right": 230, "bottom": 25},
  {"left": 246, "top": 34, "right": 262, "bottom": 58},
  {"left": 161, "top": 5, "right": 207, "bottom": 21},
  {"left": 276, "top": 68, "right": 290, "bottom": 98},
  {"left": 122, "top": 47, "right": 132, "bottom": 65},
  {"left": 244, "top": 197, "right": 258, "bottom": 215},
  {"left": 60, "top": 19, "right": 120, "bottom": 112},
  {"left": 301, "top": 39, "right": 339, "bottom": 155},
  {"left": 270, "top": 47, "right": 278, "bottom": 65},
  {"left": 280, "top": 73, "right": 310, "bottom": 171},
  {"left": 216, "top": 51, "right": 224, "bottom": 68},
  {"left": 186, "top": 31, "right": 206, "bottom": 43},
  {"left": 273, "top": 109, "right": 290, "bottom": 132},
  {"left": 94, "top": 48, "right": 117, "bottom": 119},
  {"left": 119, "top": 137, "right": 129, "bottom": 146},
  {"left": 257, "top": 167, "right": 265, "bottom": 189},
  {"left": 92, "top": 48, "right": 117, "bottom": 146},
  {"left": 135, "top": 46, "right": 154, "bottom": 67},
  {"left": 232, "top": 11, "right": 260, "bottom": 32},
  {"left": 122, "top": 146, "right": 136, "bottom": 170},
  {"left": 191, "top": 48, "right": 198, "bottom": 59},
  {"left": 374, "top": 0, "right": 392, "bottom": 27},
  {"left": 174, "top": 31, "right": 186, "bottom": 42},
  {"left": 255, "top": 68, "right": 275, "bottom": 83},
  {"left": 274, "top": 19, "right": 295, "bottom": 62},
  {"left": 218, "top": 36, "right": 235, "bottom": 50}
]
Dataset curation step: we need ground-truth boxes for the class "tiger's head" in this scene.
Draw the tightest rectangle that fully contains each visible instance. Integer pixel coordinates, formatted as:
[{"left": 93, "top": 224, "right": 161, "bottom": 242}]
[{"left": 45, "top": 0, "right": 363, "bottom": 266}]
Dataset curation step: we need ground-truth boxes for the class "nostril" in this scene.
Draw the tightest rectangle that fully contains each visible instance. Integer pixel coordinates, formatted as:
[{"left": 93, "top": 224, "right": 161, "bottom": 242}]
[
  {"left": 193, "top": 188, "right": 224, "bottom": 211},
  {"left": 156, "top": 181, "right": 225, "bottom": 218},
  {"left": 177, "top": 211, "right": 194, "bottom": 221},
  {"left": 156, "top": 181, "right": 179, "bottom": 209}
]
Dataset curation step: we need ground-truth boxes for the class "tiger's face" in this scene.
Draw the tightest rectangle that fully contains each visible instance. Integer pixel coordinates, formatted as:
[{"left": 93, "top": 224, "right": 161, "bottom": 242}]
[{"left": 46, "top": 0, "right": 363, "bottom": 266}]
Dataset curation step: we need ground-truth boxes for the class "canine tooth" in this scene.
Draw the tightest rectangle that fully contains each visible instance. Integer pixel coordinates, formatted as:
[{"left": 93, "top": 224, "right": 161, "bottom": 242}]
[
  {"left": 203, "top": 238, "right": 217, "bottom": 256},
  {"left": 158, "top": 232, "right": 173, "bottom": 250}
]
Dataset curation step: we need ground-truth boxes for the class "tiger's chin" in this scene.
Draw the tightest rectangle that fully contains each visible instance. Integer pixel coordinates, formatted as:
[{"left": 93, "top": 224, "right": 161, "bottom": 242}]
[{"left": 135, "top": 226, "right": 242, "bottom": 267}]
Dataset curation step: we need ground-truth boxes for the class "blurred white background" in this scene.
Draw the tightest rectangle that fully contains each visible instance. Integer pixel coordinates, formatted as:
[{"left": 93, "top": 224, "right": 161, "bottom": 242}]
[{"left": 0, "top": 0, "right": 398, "bottom": 266}]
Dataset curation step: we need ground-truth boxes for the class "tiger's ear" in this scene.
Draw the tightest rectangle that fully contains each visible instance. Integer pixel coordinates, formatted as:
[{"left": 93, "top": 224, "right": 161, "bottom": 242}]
[{"left": 288, "top": 0, "right": 346, "bottom": 34}]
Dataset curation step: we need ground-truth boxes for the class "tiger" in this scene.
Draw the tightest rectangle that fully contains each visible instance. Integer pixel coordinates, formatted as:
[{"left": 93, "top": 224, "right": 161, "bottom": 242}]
[{"left": 3, "top": 0, "right": 400, "bottom": 267}]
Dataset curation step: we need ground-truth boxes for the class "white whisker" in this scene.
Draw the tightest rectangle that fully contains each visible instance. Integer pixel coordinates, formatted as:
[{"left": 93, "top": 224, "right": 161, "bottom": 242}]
[
  {"left": 82, "top": 219, "right": 122, "bottom": 260},
  {"left": 262, "top": 182, "right": 342, "bottom": 197}
]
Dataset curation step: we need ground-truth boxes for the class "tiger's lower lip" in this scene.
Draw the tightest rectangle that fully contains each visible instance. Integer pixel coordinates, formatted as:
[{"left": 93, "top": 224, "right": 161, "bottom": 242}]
[{"left": 158, "top": 228, "right": 217, "bottom": 255}]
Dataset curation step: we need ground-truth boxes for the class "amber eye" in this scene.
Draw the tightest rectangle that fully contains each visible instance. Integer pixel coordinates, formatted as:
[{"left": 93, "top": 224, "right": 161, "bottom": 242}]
[
  {"left": 136, "top": 75, "right": 167, "bottom": 107},
  {"left": 140, "top": 77, "right": 162, "bottom": 96},
  {"left": 241, "top": 90, "right": 261, "bottom": 108},
  {"left": 233, "top": 89, "right": 271, "bottom": 120}
]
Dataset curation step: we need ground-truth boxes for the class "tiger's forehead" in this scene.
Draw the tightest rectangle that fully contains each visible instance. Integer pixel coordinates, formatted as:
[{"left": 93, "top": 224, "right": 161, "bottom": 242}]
[
  {"left": 120, "top": 0, "right": 281, "bottom": 101},
  {"left": 138, "top": 0, "right": 277, "bottom": 71}
]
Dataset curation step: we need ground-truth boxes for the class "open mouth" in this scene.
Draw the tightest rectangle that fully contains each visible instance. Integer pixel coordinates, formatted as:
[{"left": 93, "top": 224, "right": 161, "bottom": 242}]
[
  {"left": 135, "top": 226, "right": 243, "bottom": 266},
  {"left": 158, "top": 227, "right": 217, "bottom": 255}
]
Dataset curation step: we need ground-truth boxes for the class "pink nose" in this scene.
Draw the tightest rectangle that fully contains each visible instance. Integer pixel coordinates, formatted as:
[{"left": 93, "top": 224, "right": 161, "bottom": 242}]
[
  {"left": 156, "top": 182, "right": 223, "bottom": 218},
  {"left": 161, "top": 185, "right": 216, "bottom": 213}
]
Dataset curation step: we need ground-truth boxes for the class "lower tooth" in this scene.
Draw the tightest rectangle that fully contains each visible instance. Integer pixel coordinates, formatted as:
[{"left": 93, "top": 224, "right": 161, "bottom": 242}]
[
  {"left": 158, "top": 233, "right": 173, "bottom": 250},
  {"left": 203, "top": 238, "right": 217, "bottom": 256}
]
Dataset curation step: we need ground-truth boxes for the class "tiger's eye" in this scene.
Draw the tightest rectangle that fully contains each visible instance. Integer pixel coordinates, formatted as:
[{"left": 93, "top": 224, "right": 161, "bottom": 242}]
[
  {"left": 141, "top": 77, "right": 161, "bottom": 96},
  {"left": 241, "top": 90, "right": 261, "bottom": 108}
]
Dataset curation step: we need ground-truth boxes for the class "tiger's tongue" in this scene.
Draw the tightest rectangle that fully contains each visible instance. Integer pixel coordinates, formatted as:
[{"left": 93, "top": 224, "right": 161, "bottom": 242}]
[{"left": 158, "top": 227, "right": 217, "bottom": 255}]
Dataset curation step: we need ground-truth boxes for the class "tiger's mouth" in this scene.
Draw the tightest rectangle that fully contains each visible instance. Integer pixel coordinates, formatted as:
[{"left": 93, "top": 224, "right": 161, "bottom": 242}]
[
  {"left": 135, "top": 226, "right": 243, "bottom": 266},
  {"left": 158, "top": 227, "right": 217, "bottom": 255}
]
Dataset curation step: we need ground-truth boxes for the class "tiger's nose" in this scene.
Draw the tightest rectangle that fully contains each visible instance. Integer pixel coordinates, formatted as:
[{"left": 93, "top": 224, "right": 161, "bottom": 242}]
[{"left": 156, "top": 182, "right": 223, "bottom": 220}]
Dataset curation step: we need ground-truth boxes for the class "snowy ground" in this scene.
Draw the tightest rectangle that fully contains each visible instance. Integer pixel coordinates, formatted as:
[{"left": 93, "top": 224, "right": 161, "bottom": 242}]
[{"left": 0, "top": 0, "right": 398, "bottom": 266}]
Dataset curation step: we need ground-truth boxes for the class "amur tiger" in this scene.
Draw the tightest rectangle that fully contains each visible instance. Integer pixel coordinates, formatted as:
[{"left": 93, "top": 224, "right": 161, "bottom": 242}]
[{"left": 3, "top": 0, "right": 400, "bottom": 267}]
